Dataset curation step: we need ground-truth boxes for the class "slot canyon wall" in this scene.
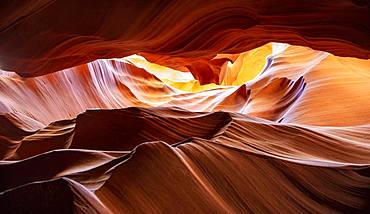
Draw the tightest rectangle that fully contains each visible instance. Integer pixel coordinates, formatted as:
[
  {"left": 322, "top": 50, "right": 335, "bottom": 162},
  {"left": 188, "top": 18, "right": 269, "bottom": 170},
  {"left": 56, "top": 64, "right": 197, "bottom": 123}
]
[{"left": 0, "top": 0, "right": 370, "bottom": 213}]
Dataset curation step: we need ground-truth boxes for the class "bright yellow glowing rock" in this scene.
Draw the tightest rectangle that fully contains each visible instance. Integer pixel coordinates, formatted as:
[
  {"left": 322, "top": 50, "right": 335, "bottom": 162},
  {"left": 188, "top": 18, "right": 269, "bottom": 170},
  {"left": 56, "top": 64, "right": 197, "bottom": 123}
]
[
  {"left": 218, "top": 43, "right": 273, "bottom": 86},
  {"left": 123, "top": 43, "right": 280, "bottom": 92}
]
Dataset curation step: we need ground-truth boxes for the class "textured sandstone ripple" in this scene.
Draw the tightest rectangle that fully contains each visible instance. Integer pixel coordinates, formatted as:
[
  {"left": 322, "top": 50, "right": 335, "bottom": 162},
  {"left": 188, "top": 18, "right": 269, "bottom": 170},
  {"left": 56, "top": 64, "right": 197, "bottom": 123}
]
[
  {"left": 1, "top": 107, "right": 370, "bottom": 213},
  {"left": 0, "top": 36, "right": 369, "bottom": 212}
]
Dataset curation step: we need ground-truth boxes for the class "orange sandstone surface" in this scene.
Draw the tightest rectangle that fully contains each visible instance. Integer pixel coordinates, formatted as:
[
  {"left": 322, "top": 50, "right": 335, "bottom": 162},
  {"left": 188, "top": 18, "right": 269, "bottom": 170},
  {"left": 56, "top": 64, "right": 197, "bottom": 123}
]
[{"left": 0, "top": 1, "right": 370, "bottom": 213}]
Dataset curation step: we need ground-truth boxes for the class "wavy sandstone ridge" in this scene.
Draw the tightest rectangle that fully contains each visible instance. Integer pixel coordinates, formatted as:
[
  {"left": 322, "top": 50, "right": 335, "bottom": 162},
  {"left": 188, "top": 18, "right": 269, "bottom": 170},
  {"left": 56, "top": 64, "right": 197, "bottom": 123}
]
[
  {"left": 1, "top": 43, "right": 369, "bottom": 128},
  {"left": 0, "top": 42, "right": 369, "bottom": 212},
  {"left": 0, "top": 107, "right": 370, "bottom": 213}
]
